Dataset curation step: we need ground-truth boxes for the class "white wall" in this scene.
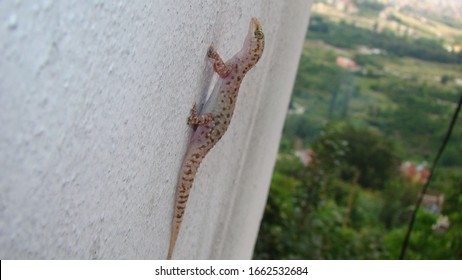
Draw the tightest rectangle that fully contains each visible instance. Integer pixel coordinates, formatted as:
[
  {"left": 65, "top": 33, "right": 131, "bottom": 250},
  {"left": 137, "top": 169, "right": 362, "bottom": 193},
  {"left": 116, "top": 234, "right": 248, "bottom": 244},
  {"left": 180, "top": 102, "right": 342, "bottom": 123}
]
[{"left": 0, "top": 0, "right": 312, "bottom": 259}]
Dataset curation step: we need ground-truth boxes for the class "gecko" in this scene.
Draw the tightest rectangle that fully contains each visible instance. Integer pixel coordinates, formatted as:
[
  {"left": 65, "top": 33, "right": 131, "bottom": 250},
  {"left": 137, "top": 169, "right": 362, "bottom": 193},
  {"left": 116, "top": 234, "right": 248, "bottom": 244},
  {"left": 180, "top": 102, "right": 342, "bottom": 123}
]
[{"left": 167, "top": 17, "right": 265, "bottom": 259}]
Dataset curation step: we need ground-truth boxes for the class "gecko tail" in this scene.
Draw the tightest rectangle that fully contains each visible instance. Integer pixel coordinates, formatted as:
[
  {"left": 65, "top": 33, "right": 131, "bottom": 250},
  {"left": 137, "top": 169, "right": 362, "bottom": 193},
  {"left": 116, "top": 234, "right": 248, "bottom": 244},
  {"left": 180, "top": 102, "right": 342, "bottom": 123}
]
[
  {"left": 167, "top": 148, "right": 203, "bottom": 260},
  {"left": 167, "top": 221, "right": 180, "bottom": 259},
  {"left": 167, "top": 240, "right": 174, "bottom": 259}
]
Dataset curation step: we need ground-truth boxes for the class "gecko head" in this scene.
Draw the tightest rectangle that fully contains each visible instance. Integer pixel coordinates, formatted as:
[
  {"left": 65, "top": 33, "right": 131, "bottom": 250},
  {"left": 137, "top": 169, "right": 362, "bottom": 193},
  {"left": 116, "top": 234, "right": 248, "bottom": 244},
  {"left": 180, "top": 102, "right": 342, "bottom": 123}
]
[{"left": 243, "top": 17, "right": 265, "bottom": 63}]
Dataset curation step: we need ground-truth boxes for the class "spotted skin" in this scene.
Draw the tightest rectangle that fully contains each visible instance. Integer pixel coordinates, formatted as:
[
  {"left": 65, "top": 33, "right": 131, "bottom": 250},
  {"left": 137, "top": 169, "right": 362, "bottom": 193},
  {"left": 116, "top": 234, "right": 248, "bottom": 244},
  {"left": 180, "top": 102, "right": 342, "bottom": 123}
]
[{"left": 167, "top": 18, "right": 265, "bottom": 259}]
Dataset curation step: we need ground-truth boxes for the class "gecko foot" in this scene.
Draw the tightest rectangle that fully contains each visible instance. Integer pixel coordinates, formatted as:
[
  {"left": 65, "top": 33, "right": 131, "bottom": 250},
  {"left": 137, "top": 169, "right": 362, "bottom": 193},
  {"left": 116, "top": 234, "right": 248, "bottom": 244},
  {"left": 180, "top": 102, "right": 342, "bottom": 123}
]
[
  {"left": 187, "top": 103, "right": 214, "bottom": 127},
  {"left": 207, "top": 45, "right": 216, "bottom": 59}
]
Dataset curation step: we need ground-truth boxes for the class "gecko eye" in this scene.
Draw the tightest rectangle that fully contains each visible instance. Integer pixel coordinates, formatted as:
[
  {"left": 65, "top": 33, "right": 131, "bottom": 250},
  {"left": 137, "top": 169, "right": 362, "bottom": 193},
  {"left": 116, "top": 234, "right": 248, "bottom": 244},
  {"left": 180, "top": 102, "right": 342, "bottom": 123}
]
[{"left": 254, "top": 29, "right": 264, "bottom": 40}]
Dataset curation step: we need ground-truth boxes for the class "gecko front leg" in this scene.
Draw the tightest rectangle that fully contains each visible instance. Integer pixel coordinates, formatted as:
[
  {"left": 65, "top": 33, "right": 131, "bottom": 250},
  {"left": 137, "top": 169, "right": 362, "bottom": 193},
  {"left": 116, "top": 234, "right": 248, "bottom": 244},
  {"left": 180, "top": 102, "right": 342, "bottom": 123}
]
[
  {"left": 187, "top": 103, "right": 214, "bottom": 127},
  {"left": 207, "top": 46, "right": 231, "bottom": 78}
]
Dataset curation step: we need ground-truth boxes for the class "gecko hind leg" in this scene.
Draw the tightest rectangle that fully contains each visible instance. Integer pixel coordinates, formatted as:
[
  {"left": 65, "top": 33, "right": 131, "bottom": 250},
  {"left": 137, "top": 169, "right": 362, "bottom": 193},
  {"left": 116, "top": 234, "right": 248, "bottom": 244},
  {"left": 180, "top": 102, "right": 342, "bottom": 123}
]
[
  {"left": 207, "top": 45, "right": 231, "bottom": 78},
  {"left": 187, "top": 103, "right": 214, "bottom": 127}
]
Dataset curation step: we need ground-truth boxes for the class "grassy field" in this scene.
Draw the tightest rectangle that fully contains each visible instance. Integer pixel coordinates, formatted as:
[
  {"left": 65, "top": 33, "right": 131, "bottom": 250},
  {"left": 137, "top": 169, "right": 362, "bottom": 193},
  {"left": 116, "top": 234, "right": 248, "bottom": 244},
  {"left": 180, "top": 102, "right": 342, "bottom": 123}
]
[
  {"left": 377, "top": 56, "right": 462, "bottom": 84},
  {"left": 305, "top": 39, "right": 462, "bottom": 85}
]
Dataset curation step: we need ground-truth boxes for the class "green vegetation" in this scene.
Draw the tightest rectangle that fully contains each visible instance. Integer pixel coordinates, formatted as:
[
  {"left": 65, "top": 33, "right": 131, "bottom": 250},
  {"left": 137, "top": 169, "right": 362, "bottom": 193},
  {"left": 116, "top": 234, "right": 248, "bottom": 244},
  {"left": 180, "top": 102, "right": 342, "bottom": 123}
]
[
  {"left": 254, "top": 11, "right": 462, "bottom": 259},
  {"left": 353, "top": 0, "right": 385, "bottom": 16},
  {"left": 309, "top": 16, "right": 462, "bottom": 64}
]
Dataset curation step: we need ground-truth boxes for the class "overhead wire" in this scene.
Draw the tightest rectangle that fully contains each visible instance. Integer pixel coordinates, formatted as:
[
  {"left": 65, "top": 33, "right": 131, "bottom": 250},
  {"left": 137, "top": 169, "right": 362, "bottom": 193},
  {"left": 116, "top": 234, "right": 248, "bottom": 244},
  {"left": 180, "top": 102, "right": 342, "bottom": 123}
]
[{"left": 399, "top": 91, "right": 462, "bottom": 259}]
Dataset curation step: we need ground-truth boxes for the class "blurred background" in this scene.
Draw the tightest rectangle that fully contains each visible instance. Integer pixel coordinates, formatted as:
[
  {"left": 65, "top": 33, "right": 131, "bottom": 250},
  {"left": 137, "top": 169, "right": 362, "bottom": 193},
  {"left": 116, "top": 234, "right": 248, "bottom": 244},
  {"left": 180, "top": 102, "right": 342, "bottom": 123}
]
[{"left": 254, "top": 0, "right": 462, "bottom": 259}]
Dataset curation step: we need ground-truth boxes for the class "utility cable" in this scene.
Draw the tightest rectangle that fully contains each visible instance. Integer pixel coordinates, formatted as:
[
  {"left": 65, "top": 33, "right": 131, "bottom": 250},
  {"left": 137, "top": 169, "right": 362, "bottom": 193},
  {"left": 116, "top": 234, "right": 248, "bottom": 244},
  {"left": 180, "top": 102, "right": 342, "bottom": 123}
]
[{"left": 399, "top": 91, "right": 462, "bottom": 259}]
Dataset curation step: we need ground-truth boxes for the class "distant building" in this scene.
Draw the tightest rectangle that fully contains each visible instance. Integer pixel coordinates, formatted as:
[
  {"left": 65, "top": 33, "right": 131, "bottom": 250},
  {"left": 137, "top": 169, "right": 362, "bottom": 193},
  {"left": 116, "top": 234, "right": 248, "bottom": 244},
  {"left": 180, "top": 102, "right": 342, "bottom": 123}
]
[
  {"left": 295, "top": 149, "right": 314, "bottom": 166},
  {"left": 288, "top": 101, "right": 305, "bottom": 115},
  {"left": 379, "top": 10, "right": 388, "bottom": 20},
  {"left": 336, "top": 56, "right": 357, "bottom": 70},
  {"left": 432, "top": 215, "right": 450, "bottom": 234},
  {"left": 451, "top": 44, "right": 462, "bottom": 53},
  {"left": 422, "top": 192, "right": 445, "bottom": 215},
  {"left": 444, "top": 44, "right": 462, "bottom": 53},
  {"left": 400, "top": 161, "right": 430, "bottom": 184},
  {"left": 357, "top": 46, "right": 383, "bottom": 55}
]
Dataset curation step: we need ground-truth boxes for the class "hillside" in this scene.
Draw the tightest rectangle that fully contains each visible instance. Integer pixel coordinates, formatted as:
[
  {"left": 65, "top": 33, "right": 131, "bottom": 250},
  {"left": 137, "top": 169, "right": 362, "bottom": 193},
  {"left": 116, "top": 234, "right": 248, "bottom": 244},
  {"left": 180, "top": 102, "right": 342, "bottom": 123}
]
[
  {"left": 254, "top": 0, "right": 462, "bottom": 260},
  {"left": 312, "top": 0, "right": 462, "bottom": 44}
]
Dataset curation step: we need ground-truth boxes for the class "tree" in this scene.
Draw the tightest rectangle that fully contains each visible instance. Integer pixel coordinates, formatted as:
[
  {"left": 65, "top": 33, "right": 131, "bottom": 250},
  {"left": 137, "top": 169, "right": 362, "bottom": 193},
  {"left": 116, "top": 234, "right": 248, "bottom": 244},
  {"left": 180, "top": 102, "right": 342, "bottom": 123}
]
[{"left": 313, "top": 123, "right": 400, "bottom": 189}]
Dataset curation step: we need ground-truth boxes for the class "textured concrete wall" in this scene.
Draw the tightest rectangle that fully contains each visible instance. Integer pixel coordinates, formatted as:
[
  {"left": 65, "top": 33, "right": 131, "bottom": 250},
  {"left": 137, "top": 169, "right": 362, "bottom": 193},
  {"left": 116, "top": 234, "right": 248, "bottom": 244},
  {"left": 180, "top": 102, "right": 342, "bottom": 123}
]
[{"left": 0, "top": 0, "right": 312, "bottom": 259}]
